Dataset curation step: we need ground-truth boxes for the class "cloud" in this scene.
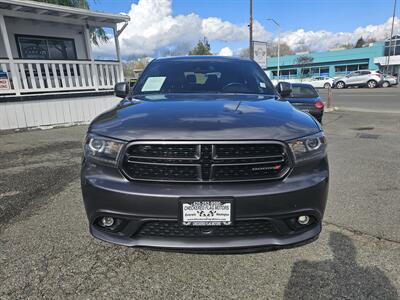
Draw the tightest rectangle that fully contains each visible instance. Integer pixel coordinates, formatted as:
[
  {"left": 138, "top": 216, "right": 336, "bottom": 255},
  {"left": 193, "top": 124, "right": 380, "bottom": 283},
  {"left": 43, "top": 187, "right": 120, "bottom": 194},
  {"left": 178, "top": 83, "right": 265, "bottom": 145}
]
[
  {"left": 93, "top": 0, "right": 270, "bottom": 58},
  {"left": 281, "top": 17, "right": 400, "bottom": 52},
  {"left": 92, "top": 0, "right": 400, "bottom": 59},
  {"left": 218, "top": 47, "right": 233, "bottom": 56},
  {"left": 201, "top": 17, "right": 247, "bottom": 41}
]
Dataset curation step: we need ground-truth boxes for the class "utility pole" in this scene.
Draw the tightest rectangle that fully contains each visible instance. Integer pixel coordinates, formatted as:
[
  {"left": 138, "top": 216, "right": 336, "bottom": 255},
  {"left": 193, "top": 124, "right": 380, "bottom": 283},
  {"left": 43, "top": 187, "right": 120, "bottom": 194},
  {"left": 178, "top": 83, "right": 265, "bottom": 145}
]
[
  {"left": 249, "top": 0, "right": 253, "bottom": 59},
  {"left": 386, "top": 0, "right": 397, "bottom": 74},
  {"left": 267, "top": 18, "right": 281, "bottom": 80}
]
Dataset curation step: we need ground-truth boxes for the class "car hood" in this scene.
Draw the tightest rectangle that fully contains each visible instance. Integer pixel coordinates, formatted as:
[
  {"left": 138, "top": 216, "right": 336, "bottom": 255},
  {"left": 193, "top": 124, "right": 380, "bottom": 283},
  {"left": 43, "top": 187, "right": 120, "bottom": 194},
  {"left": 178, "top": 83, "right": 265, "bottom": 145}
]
[{"left": 89, "top": 94, "right": 320, "bottom": 141}]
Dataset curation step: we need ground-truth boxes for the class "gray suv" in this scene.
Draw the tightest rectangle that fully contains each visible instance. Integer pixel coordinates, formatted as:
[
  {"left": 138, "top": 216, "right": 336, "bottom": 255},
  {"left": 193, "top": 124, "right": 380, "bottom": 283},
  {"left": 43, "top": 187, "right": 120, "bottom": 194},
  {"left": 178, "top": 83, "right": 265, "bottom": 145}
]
[
  {"left": 81, "top": 56, "right": 329, "bottom": 251},
  {"left": 333, "top": 70, "right": 383, "bottom": 89}
]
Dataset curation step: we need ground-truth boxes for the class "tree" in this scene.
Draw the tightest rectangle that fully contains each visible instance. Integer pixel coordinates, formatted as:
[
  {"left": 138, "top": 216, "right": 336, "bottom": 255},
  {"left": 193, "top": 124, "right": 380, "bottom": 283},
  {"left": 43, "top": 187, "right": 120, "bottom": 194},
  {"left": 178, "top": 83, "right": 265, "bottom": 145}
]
[
  {"left": 238, "top": 42, "right": 294, "bottom": 59},
  {"left": 338, "top": 43, "right": 355, "bottom": 49},
  {"left": 295, "top": 55, "right": 314, "bottom": 78},
  {"left": 295, "top": 44, "right": 311, "bottom": 53},
  {"left": 189, "top": 38, "right": 212, "bottom": 55},
  {"left": 266, "top": 42, "right": 294, "bottom": 57},
  {"left": 32, "top": 0, "right": 109, "bottom": 45},
  {"left": 355, "top": 37, "right": 366, "bottom": 48},
  {"left": 365, "top": 37, "right": 377, "bottom": 44},
  {"left": 123, "top": 57, "right": 150, "bottom": 78},
  {"left": 238, "top": 48, "right": 250, "bottom": 58}
]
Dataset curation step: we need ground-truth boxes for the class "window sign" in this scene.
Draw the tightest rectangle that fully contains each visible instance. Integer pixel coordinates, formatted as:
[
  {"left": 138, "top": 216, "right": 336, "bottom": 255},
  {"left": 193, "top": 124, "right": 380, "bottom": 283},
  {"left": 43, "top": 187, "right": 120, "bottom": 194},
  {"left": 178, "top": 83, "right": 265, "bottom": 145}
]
[
  {"left": 0, "top": 71, "right": 10, "bottom": 90},
  {"left": 141, "top": 77, "right": 166, "bottom": 92}
]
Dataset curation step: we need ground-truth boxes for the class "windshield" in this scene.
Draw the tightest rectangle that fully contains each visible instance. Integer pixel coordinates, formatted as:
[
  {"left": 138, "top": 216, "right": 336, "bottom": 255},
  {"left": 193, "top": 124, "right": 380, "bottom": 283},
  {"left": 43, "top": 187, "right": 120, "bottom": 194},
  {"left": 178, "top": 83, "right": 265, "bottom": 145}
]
[
  {"left": 289, "top": 85, "right": 319, "bottom": 98},
  {"left": 132, "top": 59, "right": 276, "bottom": 96}
]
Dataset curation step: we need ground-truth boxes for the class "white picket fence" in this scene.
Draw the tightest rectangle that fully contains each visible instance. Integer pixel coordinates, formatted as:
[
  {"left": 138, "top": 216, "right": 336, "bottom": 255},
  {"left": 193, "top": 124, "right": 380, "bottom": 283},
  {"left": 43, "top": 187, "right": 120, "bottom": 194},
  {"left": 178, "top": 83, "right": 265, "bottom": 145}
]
[
  {"left": 0, "top": 95, "right": 119, "bottom": 130},
  {"left": 0, "top": 59, "right": 122, "bottom": 95}
]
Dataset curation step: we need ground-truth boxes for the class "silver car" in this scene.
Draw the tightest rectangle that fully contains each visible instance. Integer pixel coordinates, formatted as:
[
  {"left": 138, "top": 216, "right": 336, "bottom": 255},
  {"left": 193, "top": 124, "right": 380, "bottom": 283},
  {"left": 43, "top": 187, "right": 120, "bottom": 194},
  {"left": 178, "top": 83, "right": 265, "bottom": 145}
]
[
  {"left": 333, "top": 70, "right": 384, "bottom": 89},
  {"left": 382, "top": 75, "right": 398, "bottom": 88}
]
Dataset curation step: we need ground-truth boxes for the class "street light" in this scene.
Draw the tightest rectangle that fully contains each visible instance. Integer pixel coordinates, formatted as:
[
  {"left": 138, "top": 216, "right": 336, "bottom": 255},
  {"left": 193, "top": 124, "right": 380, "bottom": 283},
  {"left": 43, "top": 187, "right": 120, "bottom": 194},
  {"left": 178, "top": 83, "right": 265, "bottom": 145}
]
[{"left": 267, "top": 18, "right": 281, "bottom": 80}]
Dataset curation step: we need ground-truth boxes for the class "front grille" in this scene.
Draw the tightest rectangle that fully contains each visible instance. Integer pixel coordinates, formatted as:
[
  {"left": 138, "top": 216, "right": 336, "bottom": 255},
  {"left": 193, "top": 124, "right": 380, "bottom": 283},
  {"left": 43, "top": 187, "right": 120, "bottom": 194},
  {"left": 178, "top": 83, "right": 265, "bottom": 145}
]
[
  {"left": 127, "top": 144, "right": 199, "bottom": 159},
  {"left": 121, "top": 142, "right": 291, "bottom": 182},
  {"left": 136, "top": 220, "right": 278, "bottom": 238},
  {"left": 125, "top": 162, "right": 200, "bottom": 181},
  {"left": 214, "top": 144, "right": 283, "bottom": 159}
]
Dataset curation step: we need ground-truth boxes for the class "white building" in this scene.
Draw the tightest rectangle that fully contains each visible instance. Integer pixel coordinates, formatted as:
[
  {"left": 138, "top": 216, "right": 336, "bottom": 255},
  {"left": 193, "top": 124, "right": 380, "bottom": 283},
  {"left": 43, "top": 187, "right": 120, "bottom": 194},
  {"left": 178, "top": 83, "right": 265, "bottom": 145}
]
[
  {"left": 0, "top": 0, "right": 130, "bottom": 130},
  {"left": 0, "top": 0, "right": 129, "bottom": 97}
]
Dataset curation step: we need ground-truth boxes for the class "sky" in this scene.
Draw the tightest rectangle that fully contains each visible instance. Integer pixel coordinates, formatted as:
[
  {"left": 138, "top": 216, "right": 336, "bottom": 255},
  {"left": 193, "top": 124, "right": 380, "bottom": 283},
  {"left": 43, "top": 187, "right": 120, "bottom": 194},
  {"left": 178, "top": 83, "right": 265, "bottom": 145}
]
[{"left": 88, "top": 0, "right": 400, "bottom": 59}]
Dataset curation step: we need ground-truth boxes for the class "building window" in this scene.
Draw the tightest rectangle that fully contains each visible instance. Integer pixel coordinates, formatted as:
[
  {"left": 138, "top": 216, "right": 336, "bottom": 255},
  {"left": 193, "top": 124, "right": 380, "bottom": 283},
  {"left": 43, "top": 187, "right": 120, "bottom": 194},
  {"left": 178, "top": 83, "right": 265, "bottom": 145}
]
[
  {"left": 384, "top": 35, "right": 400, "bottom": 56},
  {"left": 320, "top": 67, "right": 329, "bottom": 75},
  {"left": 300, "top": 66, "right": 329, "bottom": 77},
  {"left": 16, "top": 35, "right": 77, "bottom": 60},
  {"left": 347, "top": 65, "right": 358, "bottom": 72},
  {"left": 272, "top": 69, "right": 297, "bottom": 79},
  {"left": 335, "top": 64, "right": 369, "bottom": 74}
]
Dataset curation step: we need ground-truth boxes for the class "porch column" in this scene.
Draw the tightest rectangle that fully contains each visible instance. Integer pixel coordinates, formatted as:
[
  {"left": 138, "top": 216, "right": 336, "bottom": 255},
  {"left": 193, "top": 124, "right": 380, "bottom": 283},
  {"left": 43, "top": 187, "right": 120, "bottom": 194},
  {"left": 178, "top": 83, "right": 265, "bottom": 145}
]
[
  {"left": 0, "top": 14, "right": 21, "bottom": 96},
  {"left": 113, "top": 25, "right": 124, "bottom": 82},
  {"left": 83, "top": 24, "right": 99, "bottom": 91}
]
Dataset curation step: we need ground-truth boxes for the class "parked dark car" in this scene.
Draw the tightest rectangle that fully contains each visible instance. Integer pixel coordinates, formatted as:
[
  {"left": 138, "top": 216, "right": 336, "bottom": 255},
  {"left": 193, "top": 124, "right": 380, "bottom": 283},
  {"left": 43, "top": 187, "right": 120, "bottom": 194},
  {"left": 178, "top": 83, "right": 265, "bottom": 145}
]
[
  {"left": 81, "top": 56, "right": 329, "bottom": 251},
  {"left": 279, "top": 83, "right": 324, "bottom": 123}
]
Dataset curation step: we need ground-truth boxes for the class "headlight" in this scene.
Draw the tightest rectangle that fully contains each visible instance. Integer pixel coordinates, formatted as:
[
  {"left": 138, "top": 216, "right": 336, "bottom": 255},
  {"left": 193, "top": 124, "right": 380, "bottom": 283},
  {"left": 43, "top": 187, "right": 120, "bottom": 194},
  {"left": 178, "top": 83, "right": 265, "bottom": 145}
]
[
  {"left": 84, "top": 134, "right": 126, "bottom": 166},
  {"left": 288, "top": 132, "right": 327, "bottom": 163}
]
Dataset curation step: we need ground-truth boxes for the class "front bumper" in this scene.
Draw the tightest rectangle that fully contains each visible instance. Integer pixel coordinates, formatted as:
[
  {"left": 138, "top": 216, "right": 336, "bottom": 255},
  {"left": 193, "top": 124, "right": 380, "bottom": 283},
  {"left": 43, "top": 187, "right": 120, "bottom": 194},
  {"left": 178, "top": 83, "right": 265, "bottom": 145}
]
[{"left": 81, "top": 157, "right": 329, "bottom": 250}]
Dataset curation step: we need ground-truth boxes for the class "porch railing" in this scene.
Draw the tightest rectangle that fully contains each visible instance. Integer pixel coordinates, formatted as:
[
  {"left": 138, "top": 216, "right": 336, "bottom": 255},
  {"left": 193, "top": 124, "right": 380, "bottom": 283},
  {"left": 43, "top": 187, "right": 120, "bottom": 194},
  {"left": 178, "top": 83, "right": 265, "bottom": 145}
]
[{"left": 0, "top": 59, "right": 122, "bottom": 95}]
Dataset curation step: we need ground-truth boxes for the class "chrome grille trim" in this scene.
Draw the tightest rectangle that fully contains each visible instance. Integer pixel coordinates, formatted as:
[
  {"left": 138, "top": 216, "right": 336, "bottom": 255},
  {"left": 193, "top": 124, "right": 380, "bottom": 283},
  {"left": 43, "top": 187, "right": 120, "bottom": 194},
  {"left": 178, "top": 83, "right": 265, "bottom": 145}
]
[{"left": 120, "top": 141, "right": 293, "bottom": 183}]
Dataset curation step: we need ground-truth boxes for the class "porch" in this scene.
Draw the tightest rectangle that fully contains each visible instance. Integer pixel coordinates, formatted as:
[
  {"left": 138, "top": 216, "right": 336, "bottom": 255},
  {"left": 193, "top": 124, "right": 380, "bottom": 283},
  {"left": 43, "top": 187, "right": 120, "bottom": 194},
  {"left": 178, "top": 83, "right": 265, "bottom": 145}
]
[
  {"left": 0, "top": 59, "right": 123, "bottom": 95},
  {"left": 0, "top": 0, "right": 130, "bottom": 97}
]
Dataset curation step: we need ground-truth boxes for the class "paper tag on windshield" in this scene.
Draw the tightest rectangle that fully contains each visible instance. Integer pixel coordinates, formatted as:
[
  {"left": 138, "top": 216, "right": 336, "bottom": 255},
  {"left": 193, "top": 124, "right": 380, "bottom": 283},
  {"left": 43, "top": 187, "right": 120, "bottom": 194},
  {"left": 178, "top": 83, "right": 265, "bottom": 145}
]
[{"left": 142, "top": 76, "right": 166, "bottom": 92}]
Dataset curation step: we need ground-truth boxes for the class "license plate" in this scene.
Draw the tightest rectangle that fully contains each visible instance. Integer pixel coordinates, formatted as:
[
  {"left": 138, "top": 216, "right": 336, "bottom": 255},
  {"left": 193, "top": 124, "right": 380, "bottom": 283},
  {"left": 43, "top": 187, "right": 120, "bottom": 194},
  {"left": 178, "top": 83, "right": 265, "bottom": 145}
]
[{"left": 181, "top": 200, "right": 232, "bottom": 226}]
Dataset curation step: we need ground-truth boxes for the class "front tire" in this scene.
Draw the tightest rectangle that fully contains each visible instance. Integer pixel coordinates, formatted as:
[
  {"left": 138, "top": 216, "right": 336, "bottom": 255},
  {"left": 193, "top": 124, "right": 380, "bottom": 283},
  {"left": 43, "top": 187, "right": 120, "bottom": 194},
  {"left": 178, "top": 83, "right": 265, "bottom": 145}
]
[
  {"left": 324, "top": 83, "right": 331, "bottom": 89},
  {"left": 336, "top": 81, "right": 345, "bottom": 89},
  {"left": 382, "top": 81, "right": 390, "bottom": 88},
  {"left": 367, "top": 80, "right": 378, "bottom": 88}
]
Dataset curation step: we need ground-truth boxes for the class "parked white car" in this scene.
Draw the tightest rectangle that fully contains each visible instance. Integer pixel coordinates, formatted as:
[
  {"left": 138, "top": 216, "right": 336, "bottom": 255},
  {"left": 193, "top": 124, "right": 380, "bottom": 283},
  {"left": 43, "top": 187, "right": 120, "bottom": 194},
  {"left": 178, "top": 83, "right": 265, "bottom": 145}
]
[
  {"left": 304, "top": 77, "right": 335, "bottom": 89},
  {"left": 333, "top": 70, "right": 384, "bottom": 89},
  {"left": 382, "top": 75, "right": 398, "bottom": 87},
  {"left": 269, "top": 77, "right": 334, "bottom": 88}
]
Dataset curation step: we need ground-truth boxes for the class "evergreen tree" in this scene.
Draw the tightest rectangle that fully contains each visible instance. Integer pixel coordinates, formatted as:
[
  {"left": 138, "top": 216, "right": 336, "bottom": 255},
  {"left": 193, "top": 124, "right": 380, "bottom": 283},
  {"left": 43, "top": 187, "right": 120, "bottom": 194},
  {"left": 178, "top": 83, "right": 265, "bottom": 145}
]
[
  {"left": 189, "top": 38, "right": 212, "bottom": 55},
  {"left": 355, "top": 37, "right": 366, "bottom": 48}
]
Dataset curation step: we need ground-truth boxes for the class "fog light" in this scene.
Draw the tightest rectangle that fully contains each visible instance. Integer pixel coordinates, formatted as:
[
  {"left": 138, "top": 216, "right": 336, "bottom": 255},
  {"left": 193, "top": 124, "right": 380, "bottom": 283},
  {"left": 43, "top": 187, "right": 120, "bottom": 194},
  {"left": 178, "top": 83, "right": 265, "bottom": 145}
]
[
  {"left": 297, "top": 215, "right": 310, "bottom": 225},
  {"left": 100, "top": 216, "right": 115, "bottom": 227}
]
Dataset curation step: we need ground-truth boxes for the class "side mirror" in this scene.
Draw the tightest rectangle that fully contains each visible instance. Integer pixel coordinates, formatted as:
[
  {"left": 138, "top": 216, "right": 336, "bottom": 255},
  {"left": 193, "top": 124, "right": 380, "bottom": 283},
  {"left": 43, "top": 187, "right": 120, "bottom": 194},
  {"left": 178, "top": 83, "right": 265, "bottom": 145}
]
[
  {"left": 276, "top": 81, "right": 292, "bottom": 98},
  {"left": 114, "top": 82, "right": 129, "bottom": 98}
]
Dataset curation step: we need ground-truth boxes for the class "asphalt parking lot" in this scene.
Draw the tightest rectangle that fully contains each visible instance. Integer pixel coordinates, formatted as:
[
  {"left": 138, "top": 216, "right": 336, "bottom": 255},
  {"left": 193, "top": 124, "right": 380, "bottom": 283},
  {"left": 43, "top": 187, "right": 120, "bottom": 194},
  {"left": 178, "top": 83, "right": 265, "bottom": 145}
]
[
  {"left": 319, "top": 86, "right": 400, "bottom": 113},
  {"left": 1, "top": 90, "right": 399, "bottom": 299}
]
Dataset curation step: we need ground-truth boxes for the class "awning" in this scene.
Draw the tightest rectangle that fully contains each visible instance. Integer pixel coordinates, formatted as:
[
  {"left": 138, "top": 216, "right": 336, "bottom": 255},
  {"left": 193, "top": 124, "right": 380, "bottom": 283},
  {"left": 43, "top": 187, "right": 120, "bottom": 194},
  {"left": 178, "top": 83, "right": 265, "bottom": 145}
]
[{"left": 374, "top": 56, "right": 400, "bottom": 66}]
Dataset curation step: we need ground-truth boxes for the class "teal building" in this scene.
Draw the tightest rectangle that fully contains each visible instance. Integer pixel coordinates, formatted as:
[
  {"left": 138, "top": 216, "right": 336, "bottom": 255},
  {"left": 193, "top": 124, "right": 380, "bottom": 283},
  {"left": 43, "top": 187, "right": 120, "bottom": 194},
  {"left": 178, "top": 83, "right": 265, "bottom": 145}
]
[{"left": 266, "top": 42, "right": 386, "bottom": 80}]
